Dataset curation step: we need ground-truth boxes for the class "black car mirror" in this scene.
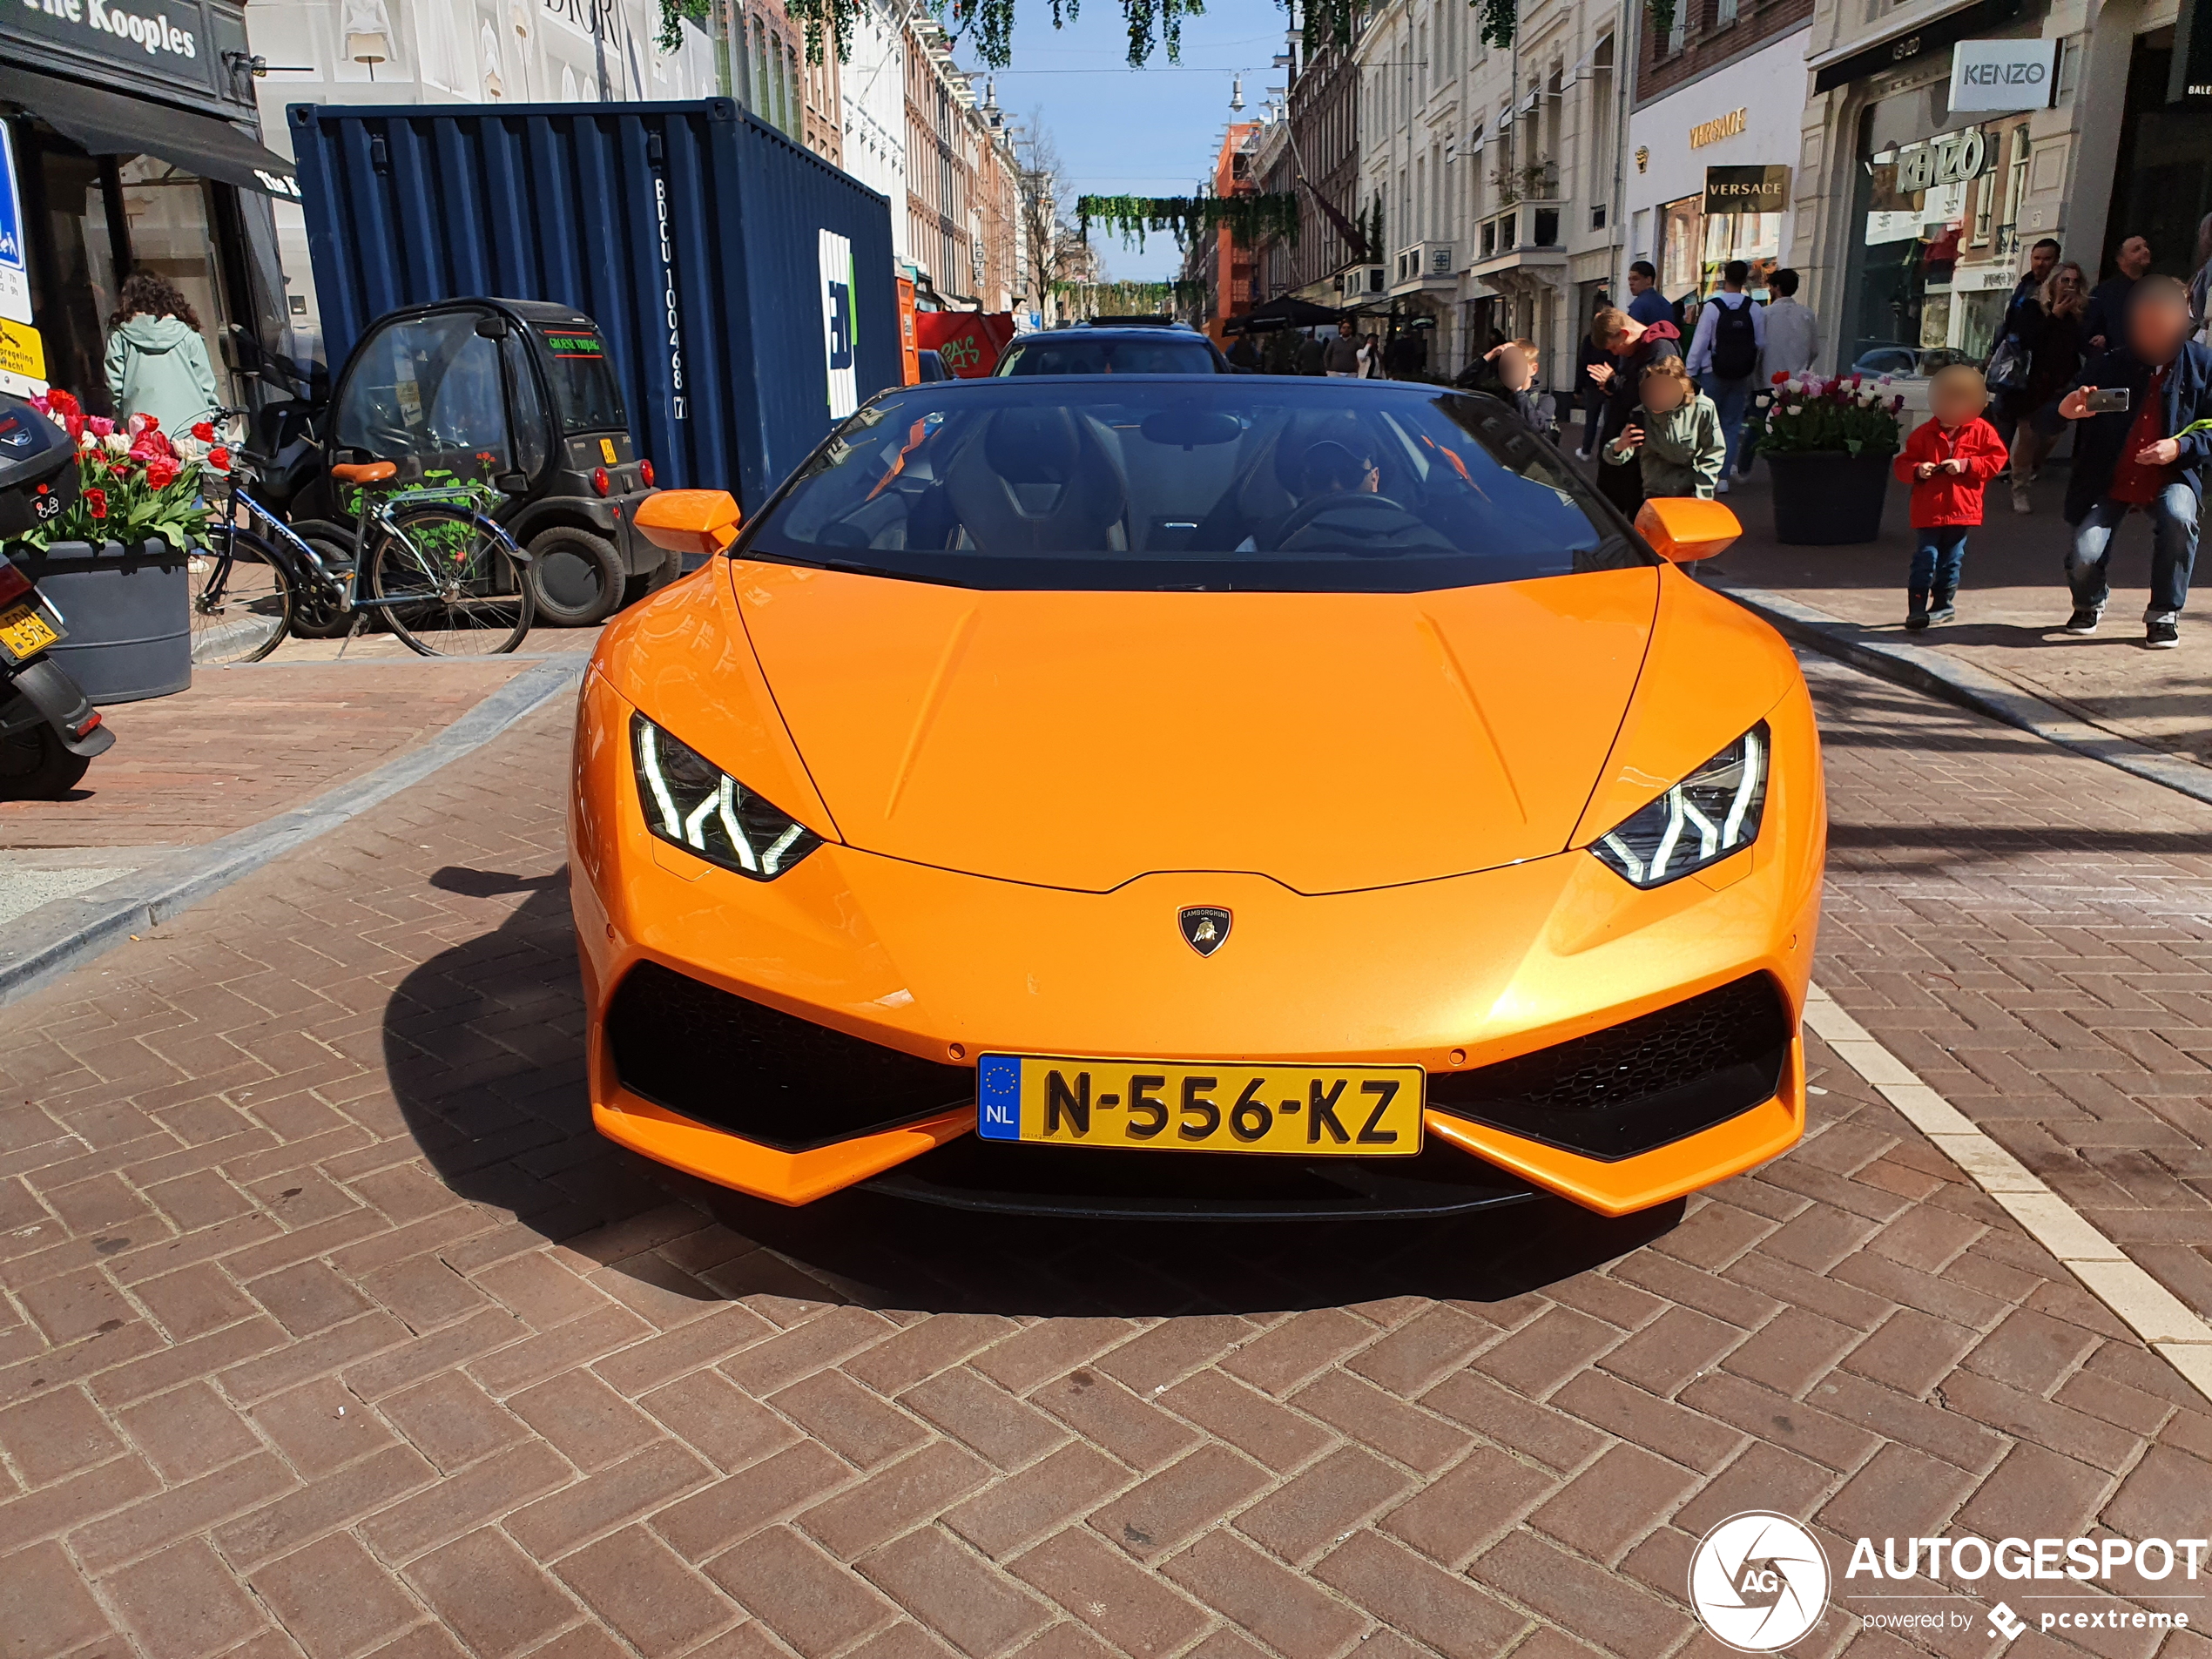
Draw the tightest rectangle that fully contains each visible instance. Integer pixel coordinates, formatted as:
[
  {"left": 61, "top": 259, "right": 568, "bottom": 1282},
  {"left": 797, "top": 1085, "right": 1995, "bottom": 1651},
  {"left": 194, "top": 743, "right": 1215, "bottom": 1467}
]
[
  {"left": 496, "top": 470, "right": 530, "bottom": 494},
  {"left": 1139, "top": 408, "right": 1242, "bottom": 449},
  {"left": 474, "top": 315, "right": 509, "bottom": 340}
]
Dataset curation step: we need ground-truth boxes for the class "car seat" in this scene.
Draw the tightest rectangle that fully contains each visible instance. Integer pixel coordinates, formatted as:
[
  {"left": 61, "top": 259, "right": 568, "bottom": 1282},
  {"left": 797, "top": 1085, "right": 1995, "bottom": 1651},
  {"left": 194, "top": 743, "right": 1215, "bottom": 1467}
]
[{"left": 944, "top": 408, "right": 1129, "bottom": 554}]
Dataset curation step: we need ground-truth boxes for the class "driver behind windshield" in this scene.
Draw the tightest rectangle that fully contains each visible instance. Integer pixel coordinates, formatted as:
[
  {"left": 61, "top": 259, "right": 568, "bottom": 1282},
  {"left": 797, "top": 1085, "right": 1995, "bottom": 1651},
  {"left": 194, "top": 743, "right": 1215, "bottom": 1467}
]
[{"left": 1295, "top": 441, "right": 1381, "bottom": 501}]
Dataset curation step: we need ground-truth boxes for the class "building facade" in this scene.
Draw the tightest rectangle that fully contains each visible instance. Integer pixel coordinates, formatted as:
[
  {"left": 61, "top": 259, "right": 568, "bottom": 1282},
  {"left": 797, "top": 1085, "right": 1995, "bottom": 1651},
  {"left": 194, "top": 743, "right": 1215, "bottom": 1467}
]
[
  {"left": 1358, "top": 0, "right": 1627, "bottom": 384},
  {"left": 1776, "top": 0, "right": 2210, "bottom": 376},
  {"left": 838, "top": 0, "right": 908, "bottom": 267},
  {"left": 1624, "top": 1, "right": 1812, "bottom": 314},
  {"left": 1253, "top": 24, "right": 1372, "bottom": 306},
  {"left": 900, "top": 23, "right": 1020, "bottom": 309}
]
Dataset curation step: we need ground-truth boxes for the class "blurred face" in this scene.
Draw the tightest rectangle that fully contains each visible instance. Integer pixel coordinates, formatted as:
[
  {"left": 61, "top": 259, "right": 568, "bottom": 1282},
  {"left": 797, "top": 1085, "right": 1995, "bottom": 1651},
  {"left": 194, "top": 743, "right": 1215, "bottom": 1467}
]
[
  {"left": 1339, "top": 321, "right": 1353, "bottom": 337},
  {"left": 2128, "top": 292, "right": 2190, "bottom": 364},
  {"left": 1628, "top": 269, "right": 1651, "bottom": 294},
  {"left": 1930, "top": 374, "right": 1987, "bottom": 425},
  {"left": 2119, "top": 237, "right": 2153, "bottom": 278},
  {"left": 2027, "top": 243, "right": 2058, "bottom": 281},
  {"left": 1641, "top": 374, "right": 1688, "bottom": 415}
]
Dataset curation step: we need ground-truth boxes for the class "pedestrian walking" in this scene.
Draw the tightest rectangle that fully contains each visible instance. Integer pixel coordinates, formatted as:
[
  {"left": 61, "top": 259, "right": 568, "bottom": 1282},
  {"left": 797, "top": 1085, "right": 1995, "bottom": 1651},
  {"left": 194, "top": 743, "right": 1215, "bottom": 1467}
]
[
  {"left": 1759, "top": 269, "right": 1822, "bottom": 382},
  {"left": 2085, "top": 235, "right": 2154, "bottom": 354},
  {"left": 104, "top": 271, "right": 222, "bottom": 438},
  {"left": 2006, "top": 260, "right": 2089, "bottom": 514},
  {"left": 1321, "top": 320, "right": 1360, "bottom": 377},
  {"left": 1892, "top": 364, "right": 2007, "bottom": 631},
  {"left": 1227, "top": 332, "right": 1260, "bottom": 372},
  {"left": 1587, "top": 305, "right": 1684, "bottom": 518},
  {"left": 1984, "top": 236, "right": 2061, "bottom": 459},
  {"left": 1683, "top": 260, "right": 1765, "bottom": 492},
  {"left": 1602, "top": 358, "right": 1726, "bottom": 502},
  {"left": 2055, "top": 274, "right": 2212, "bottom": 649},
  {"left": 1356, "top": 334, "right": 1381, "bottom": 378},
  {"left": 1625, "top": 260, "right": 1673, "bottom": 330},
  {"left": 1297, "top": 328, "right": 1328, "bottom": 375}
]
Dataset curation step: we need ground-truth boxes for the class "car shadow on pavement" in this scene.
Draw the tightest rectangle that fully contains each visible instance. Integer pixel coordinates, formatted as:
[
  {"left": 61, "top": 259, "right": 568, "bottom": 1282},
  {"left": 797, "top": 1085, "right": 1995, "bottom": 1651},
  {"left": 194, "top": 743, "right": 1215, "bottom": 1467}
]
[{"left": 385, "top": 867, "right": 1685, "bottom": 1318}]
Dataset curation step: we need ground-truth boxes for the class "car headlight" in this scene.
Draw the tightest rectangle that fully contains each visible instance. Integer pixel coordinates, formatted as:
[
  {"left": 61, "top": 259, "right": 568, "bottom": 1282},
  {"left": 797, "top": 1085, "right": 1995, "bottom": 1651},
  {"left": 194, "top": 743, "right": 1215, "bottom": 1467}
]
[
  {"left": 631, "top": 712, "right": 822, "bottom": 880},
  {"left": 1589, "top": 722, "right": 1768, "bottom": 889}
]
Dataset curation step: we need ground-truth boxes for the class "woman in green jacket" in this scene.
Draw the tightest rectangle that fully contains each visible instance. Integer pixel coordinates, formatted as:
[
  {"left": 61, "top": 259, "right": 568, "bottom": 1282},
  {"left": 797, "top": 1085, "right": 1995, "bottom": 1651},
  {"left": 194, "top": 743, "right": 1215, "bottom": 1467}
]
[
  {"left": 105, "top": 272, "right": 222, "bottom": 437},
  {"left": 1602, "top": 357, "right": 1727, "bottom": 500}
]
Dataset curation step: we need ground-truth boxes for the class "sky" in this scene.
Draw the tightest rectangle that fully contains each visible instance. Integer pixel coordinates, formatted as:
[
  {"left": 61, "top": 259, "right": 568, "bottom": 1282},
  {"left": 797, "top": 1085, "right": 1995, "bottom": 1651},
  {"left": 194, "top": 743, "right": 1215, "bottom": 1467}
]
[{"left": 958, "top": 0, "right": 1293, "bottom": 280}]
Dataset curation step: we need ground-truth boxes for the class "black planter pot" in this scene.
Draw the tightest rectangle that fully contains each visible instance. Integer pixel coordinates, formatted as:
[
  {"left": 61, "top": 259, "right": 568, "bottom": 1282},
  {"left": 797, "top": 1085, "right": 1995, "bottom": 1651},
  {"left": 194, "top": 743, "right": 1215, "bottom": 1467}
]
[
  {"left": 1766, "top": 450, "right": 1894, "bottom": 546},
  {"left": 8, "top": 539, "right": 191, "bottom": 703}
]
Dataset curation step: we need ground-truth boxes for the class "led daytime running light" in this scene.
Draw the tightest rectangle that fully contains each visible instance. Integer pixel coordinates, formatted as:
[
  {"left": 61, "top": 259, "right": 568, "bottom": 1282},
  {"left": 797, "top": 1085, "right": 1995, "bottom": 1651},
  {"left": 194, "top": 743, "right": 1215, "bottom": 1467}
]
[
  {"left": 1591, "top": 723, "right": 1769, "bottom": 888},
  {"left": 631, "top": 713, "right": 822, "bottom": 881}
]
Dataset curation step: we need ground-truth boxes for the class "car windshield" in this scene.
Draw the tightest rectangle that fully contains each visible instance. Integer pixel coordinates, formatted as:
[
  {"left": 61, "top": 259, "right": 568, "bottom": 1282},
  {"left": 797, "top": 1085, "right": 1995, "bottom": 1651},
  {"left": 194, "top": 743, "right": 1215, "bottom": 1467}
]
[
  {"left": 996, "top": 336, "right": 1221, "bottom": 376},
  {"left": 536, "top": 327, "right": 628, "bottom": 433},
  {"left": 739, "top": 379, "right": 1649, "bottom": 594}
]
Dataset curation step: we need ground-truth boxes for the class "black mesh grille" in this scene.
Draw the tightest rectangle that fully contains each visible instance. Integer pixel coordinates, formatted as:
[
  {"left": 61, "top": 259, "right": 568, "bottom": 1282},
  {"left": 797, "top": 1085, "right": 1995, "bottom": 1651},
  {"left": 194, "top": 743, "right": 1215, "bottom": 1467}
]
[
  {"left": 1428, "top": 974, "right": 1793, "bottom": 1161},
  {"left": 606, "top": 961, "right": 974, "bottom": 1152}
]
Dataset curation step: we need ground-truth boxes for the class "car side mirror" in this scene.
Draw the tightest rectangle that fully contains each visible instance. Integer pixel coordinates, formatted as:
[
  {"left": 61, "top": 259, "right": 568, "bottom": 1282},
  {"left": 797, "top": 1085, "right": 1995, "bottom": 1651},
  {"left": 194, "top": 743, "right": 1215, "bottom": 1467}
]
[
  {"left": 635, "top": 488, "right": 742, "bottom": 556},
  {"left": 496, "top": 470, "right": 530, "bottom": 495},
  {"left": 474, "top": 315, "right": 509, "bottom": 340},
  {"left": 1635, "top": 496, "right": 1741, "bottom": 563}
]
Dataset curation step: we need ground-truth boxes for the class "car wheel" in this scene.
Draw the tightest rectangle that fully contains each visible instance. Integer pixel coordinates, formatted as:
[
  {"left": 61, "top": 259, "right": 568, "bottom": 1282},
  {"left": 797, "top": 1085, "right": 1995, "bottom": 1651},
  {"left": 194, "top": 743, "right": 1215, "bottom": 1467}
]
[
  {"left": 527, "top": 525, "right": 626, "bottom": 627},
  {"left": 0, "top": 722, "right": 93, "bottom": 800}
]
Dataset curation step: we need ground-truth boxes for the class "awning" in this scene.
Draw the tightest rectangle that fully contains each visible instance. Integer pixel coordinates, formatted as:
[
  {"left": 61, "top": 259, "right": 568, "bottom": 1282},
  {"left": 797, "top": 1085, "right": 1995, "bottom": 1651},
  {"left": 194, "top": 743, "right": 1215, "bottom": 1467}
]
[
  {"left": 1238, "top": 294, "right": 1345, "bottom": 328},
  {"left": 0, "top": 66, "right": 300, "bottom": 199},
  {"left": 1807, "top": 0, "right": 2022, "bottom": 92}
]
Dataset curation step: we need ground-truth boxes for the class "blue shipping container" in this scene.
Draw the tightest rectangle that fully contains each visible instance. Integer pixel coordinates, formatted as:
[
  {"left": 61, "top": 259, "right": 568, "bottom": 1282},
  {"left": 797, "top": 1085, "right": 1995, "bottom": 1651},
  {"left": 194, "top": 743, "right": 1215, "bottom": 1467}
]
[{"left": 289, "top": 98, "right": 899, "bottom": 509}]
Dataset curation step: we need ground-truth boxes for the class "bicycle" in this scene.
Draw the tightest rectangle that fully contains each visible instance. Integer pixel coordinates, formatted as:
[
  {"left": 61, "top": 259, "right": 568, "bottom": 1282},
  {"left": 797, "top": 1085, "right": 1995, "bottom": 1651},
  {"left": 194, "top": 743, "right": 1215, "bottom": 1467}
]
[{"left": 191, "top": 414, "right": 536, "bottom": 664}]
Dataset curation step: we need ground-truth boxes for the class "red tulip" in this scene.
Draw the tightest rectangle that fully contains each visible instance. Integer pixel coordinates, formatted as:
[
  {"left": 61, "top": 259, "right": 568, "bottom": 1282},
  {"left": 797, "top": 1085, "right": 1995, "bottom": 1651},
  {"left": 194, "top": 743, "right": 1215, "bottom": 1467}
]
[
  {"left": 145, "top": 456, "right": 180, "bottom": 489},
  {"left": 192, "top": 421, "right": 215, "bottom": 442},
  {"left": 84, "top": 486, "right": 108, "bottom": 520},
  {"left": 1770, "top": 371, "right": 1788, "bottom": 385},
  {"left": 208, "top": 446, "right": 232, "bottom": 473},
  {"left": 47, "top": 388, "right": 83, "bottom": 418}
]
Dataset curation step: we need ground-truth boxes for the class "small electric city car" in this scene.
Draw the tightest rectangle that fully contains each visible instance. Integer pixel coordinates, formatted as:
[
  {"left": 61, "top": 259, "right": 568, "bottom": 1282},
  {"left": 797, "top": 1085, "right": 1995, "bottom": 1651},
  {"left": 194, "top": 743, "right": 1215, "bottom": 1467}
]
[{"left": 569, "top": 376, "right": 1826, "bottom": 1220}]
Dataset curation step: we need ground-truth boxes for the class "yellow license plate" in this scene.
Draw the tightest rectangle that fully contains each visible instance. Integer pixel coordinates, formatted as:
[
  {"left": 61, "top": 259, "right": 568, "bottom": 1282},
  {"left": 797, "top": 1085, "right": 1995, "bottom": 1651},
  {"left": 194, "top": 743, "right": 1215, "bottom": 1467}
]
[
  {"left": 0, "top": 602, "right": 58, "bottom": 662},
  {"left": 975, "top": 1055, "right": 1426, "bottom": 1156}
]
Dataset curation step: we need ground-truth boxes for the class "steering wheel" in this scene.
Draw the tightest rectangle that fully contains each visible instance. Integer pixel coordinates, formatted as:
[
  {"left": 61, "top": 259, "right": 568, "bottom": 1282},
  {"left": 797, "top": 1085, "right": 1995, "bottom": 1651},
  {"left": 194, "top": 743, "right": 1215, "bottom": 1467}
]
[{"left": 1271, "top": 490, "right": 1418, "bottom": 552}]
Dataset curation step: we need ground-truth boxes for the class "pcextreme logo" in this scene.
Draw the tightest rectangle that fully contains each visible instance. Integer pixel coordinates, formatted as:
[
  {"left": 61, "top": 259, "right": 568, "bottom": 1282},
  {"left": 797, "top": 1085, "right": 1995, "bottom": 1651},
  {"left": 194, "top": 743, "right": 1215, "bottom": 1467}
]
[{"left": 1689, "top": 1514, "right": 1831, "bottom": 1652}]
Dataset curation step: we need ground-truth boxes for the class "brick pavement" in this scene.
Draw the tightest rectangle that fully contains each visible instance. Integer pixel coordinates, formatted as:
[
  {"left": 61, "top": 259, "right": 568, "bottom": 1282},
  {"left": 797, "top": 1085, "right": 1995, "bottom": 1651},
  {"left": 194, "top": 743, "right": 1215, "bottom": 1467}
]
[
  {"left": 1, "top": 634, "right": 595, "bottom": 853},
  {"left": 1706, "top": 464, "right": 2210, "bottom": 768},
  {"left": 3, "top": 672, "right": 2212, "bottom": 1659}
]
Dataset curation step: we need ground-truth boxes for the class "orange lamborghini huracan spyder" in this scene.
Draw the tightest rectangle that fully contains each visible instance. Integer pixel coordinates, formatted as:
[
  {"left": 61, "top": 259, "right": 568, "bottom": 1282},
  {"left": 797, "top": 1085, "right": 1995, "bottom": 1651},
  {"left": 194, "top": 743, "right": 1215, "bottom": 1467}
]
[{"left": 567, "top": 376, "right": 1826, "bottom": 1220}]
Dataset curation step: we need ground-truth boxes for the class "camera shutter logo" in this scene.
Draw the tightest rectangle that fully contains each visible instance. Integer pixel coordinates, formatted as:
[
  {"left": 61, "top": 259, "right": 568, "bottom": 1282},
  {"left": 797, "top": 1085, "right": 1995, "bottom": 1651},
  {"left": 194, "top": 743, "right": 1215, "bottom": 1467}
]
[{"left": 1689, "top": 1512, "right": 1831, "bottom": 1652}]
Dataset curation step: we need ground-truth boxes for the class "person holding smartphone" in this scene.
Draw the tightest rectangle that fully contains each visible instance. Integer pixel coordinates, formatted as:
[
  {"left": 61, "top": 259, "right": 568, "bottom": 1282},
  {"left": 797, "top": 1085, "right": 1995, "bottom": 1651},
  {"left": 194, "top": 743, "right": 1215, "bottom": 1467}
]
[{"left": 2056, "top": 275, "right": 2212, "bottom": 649}]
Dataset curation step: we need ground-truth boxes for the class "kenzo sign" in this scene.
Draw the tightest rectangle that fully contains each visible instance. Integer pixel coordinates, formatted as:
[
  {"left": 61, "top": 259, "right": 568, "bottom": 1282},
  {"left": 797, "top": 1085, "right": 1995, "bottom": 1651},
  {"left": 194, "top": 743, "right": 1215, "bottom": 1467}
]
[{"left": 1959, "top": 59, "right": 2047, "bottom": 84}]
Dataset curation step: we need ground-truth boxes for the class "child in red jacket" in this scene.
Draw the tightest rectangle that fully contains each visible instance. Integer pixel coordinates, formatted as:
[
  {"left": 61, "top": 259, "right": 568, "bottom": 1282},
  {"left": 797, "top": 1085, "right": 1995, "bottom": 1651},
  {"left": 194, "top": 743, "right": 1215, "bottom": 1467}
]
[{"left": 1892, "top": 364, "right": 2009, "bottom": 630}]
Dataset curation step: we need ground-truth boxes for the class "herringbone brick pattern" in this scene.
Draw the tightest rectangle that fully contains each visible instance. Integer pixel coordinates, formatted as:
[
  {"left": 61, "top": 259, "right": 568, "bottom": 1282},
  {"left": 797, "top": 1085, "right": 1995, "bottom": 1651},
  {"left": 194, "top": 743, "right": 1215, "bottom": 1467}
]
[
  {"left": 1807, "top": 657, "right": 2212, "bottom": 1322},
  {"left": 2, "top": 677, "right": 2210, "bottom": 1659}
]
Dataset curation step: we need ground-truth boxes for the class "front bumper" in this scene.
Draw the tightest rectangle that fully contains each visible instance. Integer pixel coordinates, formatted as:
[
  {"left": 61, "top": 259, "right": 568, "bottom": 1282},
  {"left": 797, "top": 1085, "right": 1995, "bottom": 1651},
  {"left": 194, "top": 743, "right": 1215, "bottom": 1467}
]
[{"left": 570, "top": 670, "right": 1824, "bottom": 1217}]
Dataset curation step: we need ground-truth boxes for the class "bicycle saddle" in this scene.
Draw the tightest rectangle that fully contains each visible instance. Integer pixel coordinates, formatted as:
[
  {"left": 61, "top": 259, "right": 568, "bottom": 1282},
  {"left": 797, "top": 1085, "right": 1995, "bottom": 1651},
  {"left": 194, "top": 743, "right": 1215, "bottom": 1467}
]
[{"left": 330, "top": 461, "right": 398, "bottom": 484}]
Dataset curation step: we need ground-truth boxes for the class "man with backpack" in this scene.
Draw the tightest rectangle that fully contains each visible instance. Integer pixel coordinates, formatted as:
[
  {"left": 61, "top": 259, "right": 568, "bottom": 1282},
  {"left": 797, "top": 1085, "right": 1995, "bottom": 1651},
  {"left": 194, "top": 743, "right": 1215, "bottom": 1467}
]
[{"left": 1685, "top": 260, "right": 1767, "bottom": 494}]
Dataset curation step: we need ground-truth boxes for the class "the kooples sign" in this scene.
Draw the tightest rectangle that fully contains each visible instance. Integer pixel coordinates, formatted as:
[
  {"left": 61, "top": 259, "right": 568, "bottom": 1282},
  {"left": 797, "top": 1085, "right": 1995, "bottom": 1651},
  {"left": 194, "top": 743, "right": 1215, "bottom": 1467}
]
[{"left": 8, "top": 0, "right": 226, "bottom": 98}]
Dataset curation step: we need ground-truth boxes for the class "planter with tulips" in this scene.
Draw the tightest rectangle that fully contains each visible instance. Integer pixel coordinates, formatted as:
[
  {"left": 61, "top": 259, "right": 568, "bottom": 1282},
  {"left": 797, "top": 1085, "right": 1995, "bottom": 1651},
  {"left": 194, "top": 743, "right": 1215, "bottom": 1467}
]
[
  {"left": 1751, "top": 372, "right": 1909, "bottom": 546},
  {"left": 3, "top": 390, "right": 232, "bottom": 702}
]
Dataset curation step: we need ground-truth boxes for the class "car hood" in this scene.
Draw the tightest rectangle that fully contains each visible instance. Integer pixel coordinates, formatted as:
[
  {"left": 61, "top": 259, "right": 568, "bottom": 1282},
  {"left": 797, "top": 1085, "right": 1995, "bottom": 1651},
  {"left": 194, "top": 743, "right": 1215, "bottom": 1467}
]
[{"left": 731, "top": 561, "right": 1659, "bottom": 894}]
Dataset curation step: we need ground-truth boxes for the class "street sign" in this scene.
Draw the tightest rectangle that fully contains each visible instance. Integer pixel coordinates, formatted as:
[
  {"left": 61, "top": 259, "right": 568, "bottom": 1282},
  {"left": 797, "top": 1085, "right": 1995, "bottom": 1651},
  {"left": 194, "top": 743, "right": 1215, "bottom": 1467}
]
[
  {"left": 0, "top": 122, "right": 30, "bottom": 327},
  {"left": 1949, "top": 38, "right": 2058, "bottom": 111},
  {"left": 0, "top": 318, "right": 48, "bottom": 399}
]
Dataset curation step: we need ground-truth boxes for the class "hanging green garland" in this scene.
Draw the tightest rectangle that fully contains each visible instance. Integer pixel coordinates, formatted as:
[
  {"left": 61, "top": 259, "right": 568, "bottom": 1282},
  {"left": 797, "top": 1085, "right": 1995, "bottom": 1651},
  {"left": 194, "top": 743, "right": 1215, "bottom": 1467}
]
[
  {"left": 1076, "top": 193, "right": 1301, "bottom": 252},
  {"left": 1049, "top": 280, "right": 1209, "bottom": 311}
]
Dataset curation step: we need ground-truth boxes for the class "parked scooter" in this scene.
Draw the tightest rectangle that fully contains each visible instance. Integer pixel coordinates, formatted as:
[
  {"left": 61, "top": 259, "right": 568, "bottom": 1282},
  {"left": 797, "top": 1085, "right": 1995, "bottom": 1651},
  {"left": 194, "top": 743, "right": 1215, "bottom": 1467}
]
[{"left": 0, "top": 396, "right": 116, "bottom": 800}]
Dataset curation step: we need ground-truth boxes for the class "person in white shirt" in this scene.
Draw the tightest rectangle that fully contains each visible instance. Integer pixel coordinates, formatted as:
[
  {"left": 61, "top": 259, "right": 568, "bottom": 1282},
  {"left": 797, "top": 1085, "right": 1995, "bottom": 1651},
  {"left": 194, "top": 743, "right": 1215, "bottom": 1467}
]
[
  {"left": 1684, "top": 260, "right": 1768, "bottom": 493},
  {"left": 1760, "top": 268, "right": 1823, "bottom": 382}
]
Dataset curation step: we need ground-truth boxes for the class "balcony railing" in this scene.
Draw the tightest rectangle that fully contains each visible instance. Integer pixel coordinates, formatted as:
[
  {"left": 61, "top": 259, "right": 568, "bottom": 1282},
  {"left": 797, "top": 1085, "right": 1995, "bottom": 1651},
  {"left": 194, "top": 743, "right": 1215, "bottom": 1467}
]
[
  {"left": 1475, "top": 201, "right": 1564, "bottom": 263},
  {"left": 1393, "top": 241, "right": 1456, "bottom": 285}
]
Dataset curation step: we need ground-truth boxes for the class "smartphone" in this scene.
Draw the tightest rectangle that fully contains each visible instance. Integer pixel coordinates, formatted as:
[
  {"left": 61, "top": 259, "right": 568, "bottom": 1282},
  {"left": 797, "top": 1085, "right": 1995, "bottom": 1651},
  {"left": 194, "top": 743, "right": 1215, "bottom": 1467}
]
[{"left": 2085, "top": 388, "right": 2131, "bottom": 414}]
